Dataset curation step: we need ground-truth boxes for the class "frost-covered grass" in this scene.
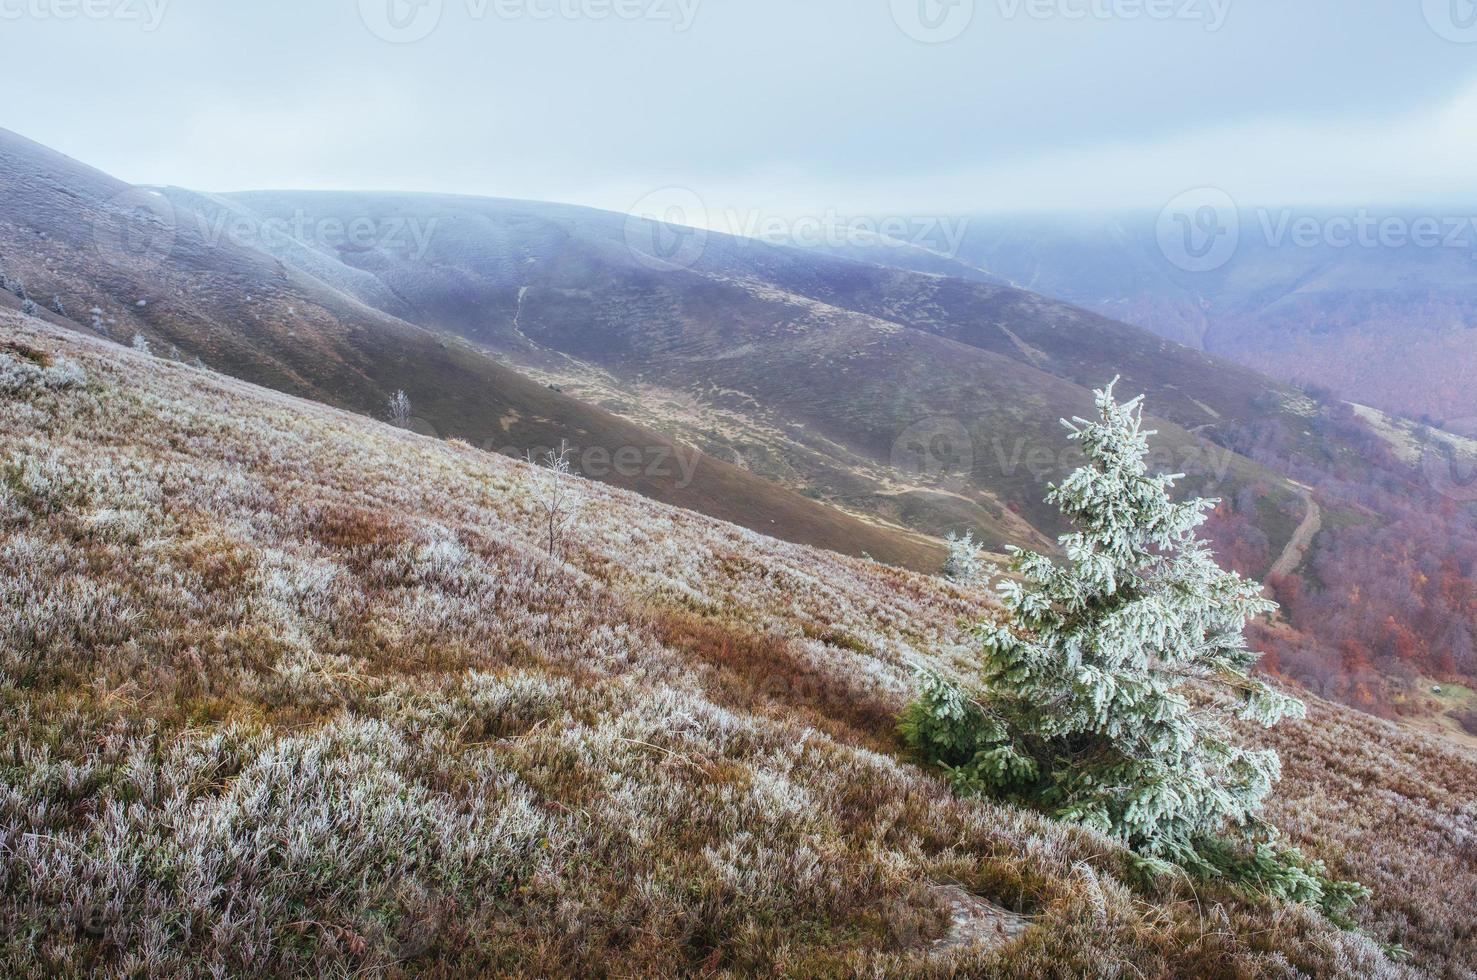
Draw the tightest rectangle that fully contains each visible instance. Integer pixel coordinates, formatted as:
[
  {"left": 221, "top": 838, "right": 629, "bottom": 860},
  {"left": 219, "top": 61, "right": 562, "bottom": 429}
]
[{"left": 0, "top": 315, "right": 1464, "bottom": 977}]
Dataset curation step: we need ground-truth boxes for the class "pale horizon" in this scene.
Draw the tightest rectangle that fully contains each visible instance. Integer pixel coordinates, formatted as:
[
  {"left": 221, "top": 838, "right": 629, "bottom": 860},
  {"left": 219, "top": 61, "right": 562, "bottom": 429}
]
[{"left": 7, "top": 0, "right": 1477, "bottom": 222}]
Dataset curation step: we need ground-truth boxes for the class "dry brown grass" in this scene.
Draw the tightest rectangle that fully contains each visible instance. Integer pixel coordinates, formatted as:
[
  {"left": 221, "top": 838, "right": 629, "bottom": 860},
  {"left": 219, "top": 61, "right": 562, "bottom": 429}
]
[{"left": 0, "top": 314, "right": 1466, "bottom": 977}]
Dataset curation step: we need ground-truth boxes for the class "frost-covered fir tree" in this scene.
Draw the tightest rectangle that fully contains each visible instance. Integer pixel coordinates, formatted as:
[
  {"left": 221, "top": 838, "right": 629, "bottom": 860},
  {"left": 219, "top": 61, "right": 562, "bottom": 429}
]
[
  {"left": 387, "top": 390, "right": 414, "bottom": 429},
  {"left": 904, "top": 381, "right": 1366, "bottom": 917},
  {"left": 942, "top": 530, "right": 990, "bottom": 587}
]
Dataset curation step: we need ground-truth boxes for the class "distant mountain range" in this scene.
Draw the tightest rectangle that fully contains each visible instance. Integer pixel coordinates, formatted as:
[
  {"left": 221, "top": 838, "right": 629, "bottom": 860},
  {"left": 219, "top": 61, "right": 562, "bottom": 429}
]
[{"left": 880, "top": 209, "right": 1477, "bottom": 426}]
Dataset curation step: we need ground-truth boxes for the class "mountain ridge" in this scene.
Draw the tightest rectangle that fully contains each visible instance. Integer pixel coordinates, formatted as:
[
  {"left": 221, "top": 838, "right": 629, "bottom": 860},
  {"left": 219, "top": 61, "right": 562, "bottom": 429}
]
[
  {"left": 210, "top": 187, "right": 1315, "bottom": 557},
  {"left": 0, "top": 126, "right": 941, "bottom": 569}
]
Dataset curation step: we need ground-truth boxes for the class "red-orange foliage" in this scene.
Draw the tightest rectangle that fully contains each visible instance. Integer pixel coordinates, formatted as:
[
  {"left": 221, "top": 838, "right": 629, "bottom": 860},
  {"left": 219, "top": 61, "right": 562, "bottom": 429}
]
[{"left": 1220, "top": 405, "right": 1477, "bottom": 714}]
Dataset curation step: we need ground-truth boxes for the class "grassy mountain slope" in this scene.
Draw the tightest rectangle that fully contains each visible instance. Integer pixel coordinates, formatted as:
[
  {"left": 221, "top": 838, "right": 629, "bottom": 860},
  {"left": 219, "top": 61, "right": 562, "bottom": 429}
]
[
  {"left": 0, "top": 128, "right": 936, "bottom": 569},
  {"left": 219, "top": 191, "right": 1308, "bottom": 555},
  {"left": 4, "top": 314, "right": 1474, "bottom": 976}
]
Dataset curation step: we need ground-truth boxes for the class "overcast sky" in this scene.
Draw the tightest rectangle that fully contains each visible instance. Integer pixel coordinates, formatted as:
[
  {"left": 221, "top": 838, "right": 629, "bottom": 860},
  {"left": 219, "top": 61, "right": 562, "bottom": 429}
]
[{"left": 6, "top": 0, "right": 1477, "bottom": 223}]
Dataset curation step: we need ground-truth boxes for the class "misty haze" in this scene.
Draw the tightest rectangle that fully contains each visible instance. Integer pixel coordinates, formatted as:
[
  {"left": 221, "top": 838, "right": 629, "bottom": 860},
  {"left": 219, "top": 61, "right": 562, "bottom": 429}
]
[{"left": 1, "top": 2, "right": 1476, "bottom": 977}]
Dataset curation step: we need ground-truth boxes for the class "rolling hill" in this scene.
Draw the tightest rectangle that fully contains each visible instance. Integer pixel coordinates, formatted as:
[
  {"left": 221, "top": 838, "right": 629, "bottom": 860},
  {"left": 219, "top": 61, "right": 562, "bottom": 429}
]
[
  {"left": 207, "top": 189, "right": 1324, "bottom": 557},
  {"left": 0, "top": 128, "right": 937, "bottom": 569},
  {"left": 3, "top": 313, "right": 1474, "bottom": 976},
  {"left": 0, "top": 126, "right": 1333, "bottom": 565}
]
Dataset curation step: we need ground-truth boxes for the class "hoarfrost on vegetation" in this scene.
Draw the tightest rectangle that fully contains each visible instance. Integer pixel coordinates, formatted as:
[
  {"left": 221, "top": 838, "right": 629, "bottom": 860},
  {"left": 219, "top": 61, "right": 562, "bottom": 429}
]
[
  {"left": 0, "top": 348, "right": 85, "bottom": 395},
  {"left": 942, "top": 530, "right": 992, "bottom": 586},
  {"left": 905, "top": 381, "right": 1366, "bottom": 922},
  {"left": 0, "top": 317, "right": 1454, "bottom": 977}
]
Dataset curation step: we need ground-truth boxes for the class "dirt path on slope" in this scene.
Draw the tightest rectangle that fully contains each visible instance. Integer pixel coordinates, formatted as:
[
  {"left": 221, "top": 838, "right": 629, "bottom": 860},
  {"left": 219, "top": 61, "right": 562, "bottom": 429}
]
[{"left": 1268, "top": 485, "right": 1321, "bottom": 581}]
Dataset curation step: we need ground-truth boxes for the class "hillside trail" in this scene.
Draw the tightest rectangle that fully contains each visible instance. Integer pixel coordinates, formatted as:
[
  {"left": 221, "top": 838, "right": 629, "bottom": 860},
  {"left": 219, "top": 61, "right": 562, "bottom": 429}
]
[{"left": 1268, "top": 483, "right": 1321, "bottom": 581}]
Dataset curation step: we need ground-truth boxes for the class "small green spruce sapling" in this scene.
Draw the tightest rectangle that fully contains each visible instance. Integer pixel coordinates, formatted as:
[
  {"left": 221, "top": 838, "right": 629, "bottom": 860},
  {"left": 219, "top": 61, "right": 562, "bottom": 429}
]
[{"left": 903, "top": 380, "right": 1368, "bottom": 922}]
